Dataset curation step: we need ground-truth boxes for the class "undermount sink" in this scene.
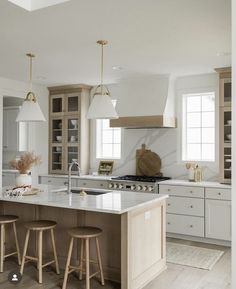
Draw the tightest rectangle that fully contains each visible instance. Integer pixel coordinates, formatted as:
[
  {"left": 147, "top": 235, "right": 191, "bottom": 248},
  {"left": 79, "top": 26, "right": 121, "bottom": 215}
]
[{"left": 71, "top": 189, "right": 110, "bottom": 196}]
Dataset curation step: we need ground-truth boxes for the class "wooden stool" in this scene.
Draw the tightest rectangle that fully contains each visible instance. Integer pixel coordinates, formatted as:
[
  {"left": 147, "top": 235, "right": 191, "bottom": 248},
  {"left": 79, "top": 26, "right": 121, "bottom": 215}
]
[
  {"left": 20, "top": 220, "right": 60, "bottom": 284},
  {"left": 62, "top": 226, "right": 105, "bottom": 289},
  {"left": 0, "top": 215, "right": 21, "bottom": 272}
]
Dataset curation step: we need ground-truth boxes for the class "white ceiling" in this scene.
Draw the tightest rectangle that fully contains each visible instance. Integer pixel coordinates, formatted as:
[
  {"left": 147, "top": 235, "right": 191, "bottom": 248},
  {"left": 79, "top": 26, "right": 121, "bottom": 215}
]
[{"left": 0, "top": 0, "right": 231, "bottom": 86}]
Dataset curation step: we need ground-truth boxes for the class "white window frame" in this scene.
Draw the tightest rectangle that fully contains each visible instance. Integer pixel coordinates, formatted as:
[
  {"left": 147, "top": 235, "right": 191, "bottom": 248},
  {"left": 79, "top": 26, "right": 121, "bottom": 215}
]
[
  {"left": 96, "top": 119, "right": 122, "bottom": 160},
  {"left": 180, "top": 89, "right": 218, "bottom": 164}
]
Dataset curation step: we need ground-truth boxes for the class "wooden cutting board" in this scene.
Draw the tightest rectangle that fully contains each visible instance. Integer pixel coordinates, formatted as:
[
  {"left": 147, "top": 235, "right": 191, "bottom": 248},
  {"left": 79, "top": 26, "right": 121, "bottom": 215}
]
[{"left": 136, "top": 144, "right": 162, "bottom": 176}]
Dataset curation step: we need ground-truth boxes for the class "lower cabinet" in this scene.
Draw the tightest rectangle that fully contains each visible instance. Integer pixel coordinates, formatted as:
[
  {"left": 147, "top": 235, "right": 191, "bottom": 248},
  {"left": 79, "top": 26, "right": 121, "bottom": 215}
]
[
  {"left": 205, "top": 199, "right": 231, "bottom": 241},
  {"left": 38, "top": 175, "right": 109, "bottom": 190},
  {"left": 167, "top": 214, "right": 204, "bottom": 237},
  {"left": 160, "top": 184, "right": 231, "bottom": 242},
  {"left": 2, "top": 172, "right": 17, "bottom": 186}
]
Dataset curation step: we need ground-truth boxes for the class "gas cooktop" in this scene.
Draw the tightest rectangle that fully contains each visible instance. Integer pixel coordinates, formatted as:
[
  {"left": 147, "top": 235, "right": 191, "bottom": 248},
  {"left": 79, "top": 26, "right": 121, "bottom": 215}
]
[{"left": 111, "top": 175, "right": 170, "bottom": 183}]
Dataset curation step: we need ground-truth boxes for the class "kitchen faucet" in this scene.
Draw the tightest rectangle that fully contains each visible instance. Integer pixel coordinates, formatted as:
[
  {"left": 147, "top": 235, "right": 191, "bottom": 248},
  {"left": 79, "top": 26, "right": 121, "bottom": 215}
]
[{"left": 68, "top": 161, "right": 81, "bottom": 194}]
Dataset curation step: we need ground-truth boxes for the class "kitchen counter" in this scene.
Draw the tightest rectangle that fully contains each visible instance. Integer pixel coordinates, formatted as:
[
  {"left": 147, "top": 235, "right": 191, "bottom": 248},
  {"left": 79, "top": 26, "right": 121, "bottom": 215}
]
[
  {"left": 0, "top": 185, "right": 167, "bottom": 214},
  {"left": 159, "top": 179, "right": 231, "bottom": 189},
  {"left": 39, "top": 173, "right": 116, "bottom": 181},
  {"left": 0, "top": 185, "right": 167, "bottom": 289},
  {"left": 2, "top": 169, "right": 18, "bottom": 173}
]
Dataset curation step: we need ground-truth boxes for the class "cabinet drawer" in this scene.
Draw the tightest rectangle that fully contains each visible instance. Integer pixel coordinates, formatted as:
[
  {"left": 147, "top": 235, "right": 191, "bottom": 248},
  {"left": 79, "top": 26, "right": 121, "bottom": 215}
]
[
  {"left": 39, "top": 176, "right": 76, "bottom": 187},
  {"left": 167, "top": 214, "right": 204, "bottom": 237},
  {"left": 77, "top": 179, "right": 108, "bottom": 189},
  {"left": 167, "top": 197, "right": 204, "bottom": 217},
  {"left": 205, "top": 188, "right": 231, "bottom": 200},
  {"left": 159, "top": 185, "right": 204, "bottom": 198}
]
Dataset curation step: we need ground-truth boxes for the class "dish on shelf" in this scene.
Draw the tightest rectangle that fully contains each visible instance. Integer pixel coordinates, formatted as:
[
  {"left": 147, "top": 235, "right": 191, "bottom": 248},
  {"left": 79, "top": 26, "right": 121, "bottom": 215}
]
[
  {"left": 56, "top": 147, "right": 62, "bottom": 152},
  {"left": 56, "top": 136, "right": 62, "bottom": 142},
  {"left": 226, "top": 134, "right": 231, "bottom": 140},
  {"left": 227, "top": 120, "right": 232, "bottom": 125},
  {"left": 71, "top": 119, "right": 78, "bottom": 129},
  {"left": 225, "top": 159, "right": 231, "bottom": 162}
]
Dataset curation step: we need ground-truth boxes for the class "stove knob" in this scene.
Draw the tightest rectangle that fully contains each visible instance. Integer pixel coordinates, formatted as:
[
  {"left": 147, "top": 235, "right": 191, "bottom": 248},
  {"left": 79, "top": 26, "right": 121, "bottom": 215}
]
[
  {"left": 136, "top": 185, "right": 142, "bottom": 191},
  {"left": 142, "top": 186, "right": 147, "bottom": 191},
  {"left": 148, "top": 186, "right": 154, "bottom": 192},
  {"left": 131, "top": 185, "right": 136, "bottom": 191},
  {"left": 119, "top": 184, "right": 124, "bottom": 189},
  {"left": 108, "top": 183, "right": 113, "bottom": 189}
]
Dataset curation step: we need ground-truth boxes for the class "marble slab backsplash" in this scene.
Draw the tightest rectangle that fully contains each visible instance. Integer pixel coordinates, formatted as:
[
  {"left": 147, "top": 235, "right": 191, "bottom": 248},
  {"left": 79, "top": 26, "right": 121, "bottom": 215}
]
[{"left": 104, "top": 128, "right": 219, "bottom": 181}]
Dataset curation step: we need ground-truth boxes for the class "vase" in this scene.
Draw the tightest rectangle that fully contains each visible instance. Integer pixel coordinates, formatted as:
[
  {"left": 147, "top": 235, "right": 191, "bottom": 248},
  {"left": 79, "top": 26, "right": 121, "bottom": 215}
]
[{"left": 16, "top": 174, "right": 32, "bottom": 187}]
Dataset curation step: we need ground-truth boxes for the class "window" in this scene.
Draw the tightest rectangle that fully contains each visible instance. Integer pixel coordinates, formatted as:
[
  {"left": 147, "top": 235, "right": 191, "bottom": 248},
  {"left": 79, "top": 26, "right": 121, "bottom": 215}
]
[
  {"left": 96, "top": 119, "right": 121, "bottom": 159},
  {"left": 182, "top": 92, "right": 215, "bottom": 161}
]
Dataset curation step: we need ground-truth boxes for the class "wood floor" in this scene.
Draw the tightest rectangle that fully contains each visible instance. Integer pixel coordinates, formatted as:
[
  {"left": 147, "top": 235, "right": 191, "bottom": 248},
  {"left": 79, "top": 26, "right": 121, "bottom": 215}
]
[{"left": 0, "top": 238, "right": 231, "bottom": 289}]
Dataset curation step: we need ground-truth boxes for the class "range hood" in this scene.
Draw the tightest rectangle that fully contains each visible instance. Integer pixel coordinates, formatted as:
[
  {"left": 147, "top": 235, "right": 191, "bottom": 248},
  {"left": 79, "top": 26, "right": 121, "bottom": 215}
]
[{"left": 109, "top": 75, "right": 177, "bottom": 128}]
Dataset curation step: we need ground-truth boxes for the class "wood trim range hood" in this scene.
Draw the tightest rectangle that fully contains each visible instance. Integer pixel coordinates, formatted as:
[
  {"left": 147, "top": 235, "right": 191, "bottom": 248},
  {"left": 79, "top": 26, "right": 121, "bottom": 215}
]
[
  {"left": 109, "top": 75, "right": 177, "bottom": 129},
  {"left": 110, "top": 115, "right": 176, "bottom": 128}
]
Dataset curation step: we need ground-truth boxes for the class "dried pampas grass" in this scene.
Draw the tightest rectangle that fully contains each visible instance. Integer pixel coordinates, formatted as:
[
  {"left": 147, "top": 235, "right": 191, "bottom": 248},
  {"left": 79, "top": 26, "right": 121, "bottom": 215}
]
[{"left": 9, "top": 152, "right": 41, "bottom": 174}]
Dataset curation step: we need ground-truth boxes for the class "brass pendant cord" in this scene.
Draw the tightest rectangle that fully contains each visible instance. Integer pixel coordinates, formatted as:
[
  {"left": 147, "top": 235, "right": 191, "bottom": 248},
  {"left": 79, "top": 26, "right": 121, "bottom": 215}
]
[
  {"left": 26, "top": 53, "right": 36, "bottom": 102},
  {"left": 100, "top": 42, "right": 104, "bottom": 95}
]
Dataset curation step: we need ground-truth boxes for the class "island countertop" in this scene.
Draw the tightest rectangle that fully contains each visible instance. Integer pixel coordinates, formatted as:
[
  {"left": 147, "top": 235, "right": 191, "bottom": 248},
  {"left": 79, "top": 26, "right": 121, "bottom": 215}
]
[{"left": 0, "top": 185, "right": 168, "bottom": 214}]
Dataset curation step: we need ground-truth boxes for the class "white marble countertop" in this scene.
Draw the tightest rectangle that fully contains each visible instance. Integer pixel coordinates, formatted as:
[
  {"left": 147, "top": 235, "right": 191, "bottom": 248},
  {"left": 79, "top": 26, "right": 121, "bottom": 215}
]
[
  {"left": 158, "top": 179, "right": 231, "bottom": 189},
  {"left": 39, "top": 174, "right": 116, "bottom": 181},
  {"left": 0, "top": 185, "right": 168, "bottom": 214}
]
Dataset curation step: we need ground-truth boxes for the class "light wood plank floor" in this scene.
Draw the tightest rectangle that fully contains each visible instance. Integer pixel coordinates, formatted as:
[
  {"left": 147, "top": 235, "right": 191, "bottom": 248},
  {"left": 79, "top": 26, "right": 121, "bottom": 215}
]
[{"left": 0, "top": 238, "right": 231, "bottom": 289}]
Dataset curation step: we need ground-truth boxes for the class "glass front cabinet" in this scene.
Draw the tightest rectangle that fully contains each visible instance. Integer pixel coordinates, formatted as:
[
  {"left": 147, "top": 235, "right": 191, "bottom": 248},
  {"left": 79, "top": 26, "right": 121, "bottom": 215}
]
[
  {"left": 216, "top": 67, "right": 232, "bottom": 184},
  {"left": 48, "top": 85, "right": 91, "bottom": 175}
]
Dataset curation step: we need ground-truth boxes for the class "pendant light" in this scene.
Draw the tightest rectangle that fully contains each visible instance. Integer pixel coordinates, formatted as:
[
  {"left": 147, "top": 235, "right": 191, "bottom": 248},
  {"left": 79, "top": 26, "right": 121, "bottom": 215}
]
[
  {"left": 87, "top": 40, "right": 118, "bottom": 119},
  {"left": 16, "top": 53, "right": 46, "bottom": 122}
]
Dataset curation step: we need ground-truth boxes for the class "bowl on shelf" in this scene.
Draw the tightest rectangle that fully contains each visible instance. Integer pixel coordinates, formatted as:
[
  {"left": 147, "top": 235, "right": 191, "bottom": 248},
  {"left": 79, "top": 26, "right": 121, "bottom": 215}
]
[
  {"left": 227, "top": 120, "right": 232, "bottom": 125},
  {"left": 71, "top": 119, "right": 78, "bottom": 129},
  {"left": 56, "top": 147, "right": 62, "bottom": 152},
  {"left": 226, "top": 134, "right": 232, "bottom": 141},
  {"left": 56, "top": 136, "right": 62, "bottom": 142}
]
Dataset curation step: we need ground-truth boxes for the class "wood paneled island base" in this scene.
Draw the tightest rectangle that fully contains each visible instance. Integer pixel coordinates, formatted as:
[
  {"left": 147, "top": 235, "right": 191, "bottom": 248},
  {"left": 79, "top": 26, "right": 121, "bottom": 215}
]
[{"left": 0, "top": 187, "right": 167, "bottom": 289}]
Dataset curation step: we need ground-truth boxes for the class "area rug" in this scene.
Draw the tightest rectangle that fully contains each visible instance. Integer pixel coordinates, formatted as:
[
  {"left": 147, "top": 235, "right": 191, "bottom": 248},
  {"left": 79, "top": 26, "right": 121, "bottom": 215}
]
[{"left": 166, "top": 242, "right": 224, "bottom": 270}]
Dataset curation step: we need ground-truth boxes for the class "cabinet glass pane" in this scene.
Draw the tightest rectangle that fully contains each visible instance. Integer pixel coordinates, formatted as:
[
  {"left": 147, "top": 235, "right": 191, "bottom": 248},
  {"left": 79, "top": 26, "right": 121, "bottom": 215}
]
[
  {"left": 67, "top": 118, "right": 79, "bottom": 143},
  {"left": 68, "top": 96, "right": 79, "bottom": 112},
  {"left": 52, "top": 98, "right": 63, "bottom": 113},
  {"left": 52, "top": 147, "right": 62, "bottom": 171},
  {"left": 224, "top": 82, "right": 231, "bottom": 103},
  {"left": 67, "top": 146, "right": 78, "bottom": 171},
  {"left": 52, "top": 119, "right": 63, "bottom": 143}
]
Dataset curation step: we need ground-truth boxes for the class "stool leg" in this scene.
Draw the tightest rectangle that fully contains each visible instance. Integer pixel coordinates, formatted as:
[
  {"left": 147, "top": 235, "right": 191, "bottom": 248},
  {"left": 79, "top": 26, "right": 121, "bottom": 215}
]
[
  {"left": 38, "top": 230, "right": 43, "bottom": 284},
  {"left": 85, "top": 238, "right": 90, "bottom": 289},
  {"left": 95, "top": 237, "right": 105, "bottom": 285},
  {"left": 50, "top": 229, "right": 60, "bottom": 274},
  {"left": 20, "top": 229, "right": 30, "bottom": 275},
  {"left": 13, "top": 222, "right": 21, "bottom": 265},
  {"left": 62, "top": 237, "right": 74, "bottom": 289},
  {"left": 0, "top": 224, "right": 5, "bottom": 272},
  {"left": 79, "top": 239, "right": 84, "bottom": 280}
]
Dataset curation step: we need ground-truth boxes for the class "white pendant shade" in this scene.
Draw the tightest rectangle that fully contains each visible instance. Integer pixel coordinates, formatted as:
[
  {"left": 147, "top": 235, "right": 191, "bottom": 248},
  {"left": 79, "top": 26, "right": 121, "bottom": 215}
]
[
  {"left": 16, "top": 100, "right": 46, "bottom": 122},
  {"left": 87, "top": 94, "right": 118, "bottom": 119}
]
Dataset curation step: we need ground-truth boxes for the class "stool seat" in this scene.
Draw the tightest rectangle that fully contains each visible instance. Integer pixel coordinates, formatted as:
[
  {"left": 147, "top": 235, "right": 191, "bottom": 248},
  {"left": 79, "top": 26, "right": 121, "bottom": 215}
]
[
  {"left": 68, "top": 226, "right": 102, "bottom": 238},
  {"left": 24, "top": 220, "right": 57, "bottom": 230},
  {"left": 0, "top": 215, "right": 19, "bottom": 224}
]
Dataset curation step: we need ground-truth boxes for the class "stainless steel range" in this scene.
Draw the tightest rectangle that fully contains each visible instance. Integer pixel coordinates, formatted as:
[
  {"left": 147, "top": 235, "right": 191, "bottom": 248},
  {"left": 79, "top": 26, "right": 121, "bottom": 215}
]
[{"left": 108, "top": 175, "right": 170, "bottom": 193}]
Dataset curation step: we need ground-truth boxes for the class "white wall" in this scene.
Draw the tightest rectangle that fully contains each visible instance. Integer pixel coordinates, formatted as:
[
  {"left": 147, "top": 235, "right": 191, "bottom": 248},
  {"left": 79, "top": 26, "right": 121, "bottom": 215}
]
[
  {"left": 90, "top": 73, "right": 219, "bottom": 181},
  {"left": 0, "top": 77, "right": 48, "bottom": 185}
]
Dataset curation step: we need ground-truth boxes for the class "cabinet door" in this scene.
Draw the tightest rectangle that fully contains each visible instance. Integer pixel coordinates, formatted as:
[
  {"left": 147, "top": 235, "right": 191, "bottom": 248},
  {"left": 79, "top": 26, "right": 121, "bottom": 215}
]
[
  {"left": 205, "top": 199, "right": 231, "bottom": 241},
  {"left": 3, "top": 108, "right": 19, "bottom": 151},
  {"left": 50, "top": 117, "right": 64, "bottom": 174},
  {"left": 65, "top": 93, "right": 81, "bottom": 115},
  {"left": 50, "top": 95, "right": 65, "bottom": 116},
  {"left": 65, "top": 116, "right": 80, "bottom": 173},
  {"left": 2, "top": 173, "right": 16, "bottom": 186}
]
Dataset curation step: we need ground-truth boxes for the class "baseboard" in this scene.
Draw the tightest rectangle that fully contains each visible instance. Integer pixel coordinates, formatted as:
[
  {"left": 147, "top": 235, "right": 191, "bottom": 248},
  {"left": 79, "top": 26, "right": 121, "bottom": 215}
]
[{"left": 167, "top": 233, "right": 231, "bottom": 247}]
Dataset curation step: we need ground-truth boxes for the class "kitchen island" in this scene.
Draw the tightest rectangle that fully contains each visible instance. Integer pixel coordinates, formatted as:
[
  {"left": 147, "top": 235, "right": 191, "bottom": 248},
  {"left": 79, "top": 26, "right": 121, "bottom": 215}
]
[{"left": 0, "top": 185, "right": 167, "bottom": 289}]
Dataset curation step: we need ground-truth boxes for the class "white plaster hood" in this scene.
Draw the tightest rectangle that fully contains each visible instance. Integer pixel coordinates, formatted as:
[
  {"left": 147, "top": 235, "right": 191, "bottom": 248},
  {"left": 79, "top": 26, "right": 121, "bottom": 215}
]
[{"left": 109, "top": 75, "right": 177, "bottom": 128}]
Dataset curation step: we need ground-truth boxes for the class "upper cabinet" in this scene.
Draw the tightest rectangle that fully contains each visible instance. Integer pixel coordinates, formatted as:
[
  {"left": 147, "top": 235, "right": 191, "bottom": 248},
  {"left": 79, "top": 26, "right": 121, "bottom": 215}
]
[
  {"left": 48, "top": 85, "right": 91, "bottom": 175},
  {"left": 3, "top": 107, "right": 28, "bottom": 152},
  {"left": 215, "top": 67, "right": 231, "bottom": 184}
]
